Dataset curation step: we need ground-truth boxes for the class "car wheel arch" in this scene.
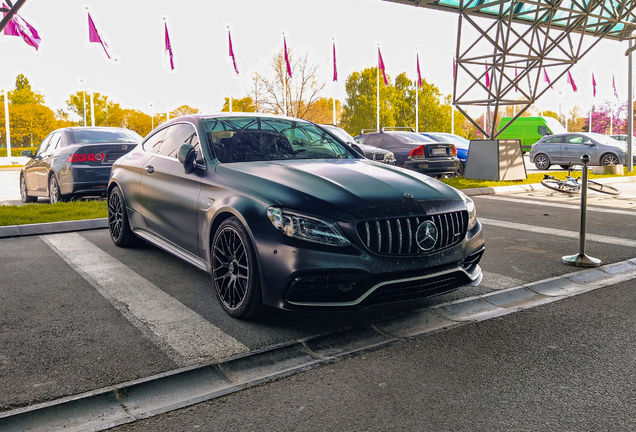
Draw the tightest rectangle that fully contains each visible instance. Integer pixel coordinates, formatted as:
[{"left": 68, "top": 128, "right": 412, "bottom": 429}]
[{"left": 599, "top": 152, "right": 621, "bottom": 165}]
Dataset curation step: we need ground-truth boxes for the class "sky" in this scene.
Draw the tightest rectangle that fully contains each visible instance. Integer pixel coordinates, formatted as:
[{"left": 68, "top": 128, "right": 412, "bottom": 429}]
[{"left": 1, "top": 0, "right": 632, "bottom": 122}]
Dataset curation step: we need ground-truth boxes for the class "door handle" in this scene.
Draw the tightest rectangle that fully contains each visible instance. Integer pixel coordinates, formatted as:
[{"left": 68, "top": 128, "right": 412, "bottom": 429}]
[{"left": 145, "top": 165, "right": 154, "bottom": 174}]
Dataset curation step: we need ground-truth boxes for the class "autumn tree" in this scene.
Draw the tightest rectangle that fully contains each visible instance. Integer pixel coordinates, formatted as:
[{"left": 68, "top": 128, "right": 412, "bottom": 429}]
[
  {"left": 303, "top": 97, "right": 341, "bottom": 124},
  {"left": 249, "top": 48, "right": 326, "bottom": 119},
  {"left": 169, "top": 105, "right": 199, "bottom": 118},
  {"left": 119, "top": 109, "right": 152, "bottom": 136},
  {"left": 7, "top": 74, "right": 44, "bottom": 106},
  {"left": 66, "top": 91, "right": 124, "bottom": 127},
  {"left": 221, "top": 96, "right": 257, "bottom": 113}
]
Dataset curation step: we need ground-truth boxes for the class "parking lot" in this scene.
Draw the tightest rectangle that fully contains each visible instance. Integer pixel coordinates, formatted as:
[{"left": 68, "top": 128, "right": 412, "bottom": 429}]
[{"left": 1, "top": 172, "right": 636, "bottom": 426}]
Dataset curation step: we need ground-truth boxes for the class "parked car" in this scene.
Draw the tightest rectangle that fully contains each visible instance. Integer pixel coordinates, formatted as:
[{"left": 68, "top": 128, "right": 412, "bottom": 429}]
[
  {"left": 420, "top": 132, "right": 470, "bottom": 176},
  {"left": 108, "top": 114, "right": 485, "bottom": 319},
  {"left": 529, "top": 132, "right": 628, "bottom": 170},
  {"left": 610, "top": 134, "right": 627, "bottom": 142},
  {"left": 20, "top": 127, "right": 142, "bottom": 203},
  {"left": 497, "top": 116, "right": 567, "bottom": 152},
  {"left": 319, "top": 124, "right": 396, "bottom": 165},
  {"left": 354, "top": 128, "right": 460, "bottom": 178}
]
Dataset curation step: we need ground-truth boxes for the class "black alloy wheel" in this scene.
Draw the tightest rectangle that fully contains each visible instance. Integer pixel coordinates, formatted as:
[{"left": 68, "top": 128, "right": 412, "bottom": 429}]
[
  {"left": 108, "top": 185, "right": 140, "bottom": 247},
  {"left": 20, "top": 175, "right": 36, "bottom": 203},
  {"left": 212, "top": 217, "right": 267, "bottom": 319}
]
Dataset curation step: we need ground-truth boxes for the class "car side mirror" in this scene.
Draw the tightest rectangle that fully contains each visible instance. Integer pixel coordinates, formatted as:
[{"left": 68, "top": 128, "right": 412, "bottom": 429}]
[
  {"left": 21, "top": 150, "right": 34, "bottom": 158},
  {"left": 177, "top": 143, "right": 196, "bottom": 174},
  {"left": 350, "top": 143, "right": 365, "bottom": 157}
]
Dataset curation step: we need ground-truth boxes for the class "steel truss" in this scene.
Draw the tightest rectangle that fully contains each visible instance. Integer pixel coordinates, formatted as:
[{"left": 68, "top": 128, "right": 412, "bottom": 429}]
[{"left": 385, "top": 0, "right": 636, "bottom": 137}]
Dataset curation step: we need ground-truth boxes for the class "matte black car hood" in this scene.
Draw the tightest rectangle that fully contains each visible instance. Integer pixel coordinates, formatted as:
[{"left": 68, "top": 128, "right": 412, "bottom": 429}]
[{"left": 215, "top": 159, "right": 461, "bottom": 218}]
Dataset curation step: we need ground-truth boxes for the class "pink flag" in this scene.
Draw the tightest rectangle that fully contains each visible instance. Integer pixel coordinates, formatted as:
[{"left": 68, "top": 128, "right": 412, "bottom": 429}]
[
  {"left": 88, "top": 13, "right": 112, "bottom": 59},
  {"left": 543, "top": 68, "right": 553, "bottom": 89},
  {"left": 378, "top": 48, "right": 388, "bottom": 85},
  {"left": 567, "top": 71, "right": 578, "bottom": 92},
  {"left": 452, "top": 57, "right": 456, "bottom": 79},
  {"left": 228, "top": 29, "right": 238, "bottom": 75},
  {"left": 3, "top": 4, "right": 40, "bottom": 50},
  {"left": 164, "top": 22, "right": 174, "bottom": 70},
  {"left": 592, "top": 73, "right": 597, "bottom": 97},
  {"left": 485, "top": 64, "right": 490, "bottom": 88},
  {"left": 332, "top": 41, "right": 337, "bottom": 82},
  {"left": 284, "top": 36, "right": 292, "bottom": 78},
  {"left": 613, "top": 75, "right": 618, "bottom": 99},
  {"left": 416, "top": 53, "right": 422, "bottom": 88},
  {"left": 515, "top": 67, "right": 518, "bottom": 92}
]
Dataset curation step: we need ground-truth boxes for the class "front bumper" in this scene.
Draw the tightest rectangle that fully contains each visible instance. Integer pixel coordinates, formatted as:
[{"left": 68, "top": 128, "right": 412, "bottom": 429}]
[{"left": 250, "top": 218, "right": 485, "bottom": 311}]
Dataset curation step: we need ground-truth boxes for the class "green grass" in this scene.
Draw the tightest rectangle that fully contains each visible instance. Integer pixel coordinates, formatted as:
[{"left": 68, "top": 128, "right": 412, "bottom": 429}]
[
  {"left": 0, "top": 200, "right": 107, "bottom": 227},
  {"left": 440, "top": 167, "right": 635, "bottom": 190}
]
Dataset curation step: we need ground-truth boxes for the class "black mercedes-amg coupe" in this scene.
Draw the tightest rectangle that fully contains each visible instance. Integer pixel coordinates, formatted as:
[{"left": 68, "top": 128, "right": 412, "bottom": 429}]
[{"left": 108, "top": 114, "right": 485, "bottom": 319}]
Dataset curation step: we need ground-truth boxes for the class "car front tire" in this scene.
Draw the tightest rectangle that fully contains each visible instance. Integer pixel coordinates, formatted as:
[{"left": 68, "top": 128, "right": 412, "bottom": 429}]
[
  {"left": 601, "top": 154, "right": 620, "bottom": 166},
  {"left": 108, "top": 185, "right": 140, "bottom": 247},
  {"left": 20, "top": 175, "right": 37, "bottom": 203},
  {"left": 212, "top": 217, "right": 268, "bottom": 319}
]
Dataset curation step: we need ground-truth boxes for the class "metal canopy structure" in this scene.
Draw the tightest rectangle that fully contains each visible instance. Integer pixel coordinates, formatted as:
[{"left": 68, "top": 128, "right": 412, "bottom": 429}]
[{"left": 384, "top": 0, "right": 636, "bottom": 137}]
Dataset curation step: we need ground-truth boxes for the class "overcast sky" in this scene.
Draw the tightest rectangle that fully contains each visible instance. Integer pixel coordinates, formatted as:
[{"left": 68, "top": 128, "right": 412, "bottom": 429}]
[{"left": 1, "top": 0, "right": 631, "bottom": 121}]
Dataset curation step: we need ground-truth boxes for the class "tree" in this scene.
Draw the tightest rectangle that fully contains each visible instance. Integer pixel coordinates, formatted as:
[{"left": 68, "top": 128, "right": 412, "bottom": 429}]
[
  {"left": 119, "top": 109, "right": 152, "bottom": 136},
  {"left": 340, "top": 67, "right": 395, "bottom": 135},
  {"left": 7, "top": 74, "right": 44, "bottom": 106},
  {"left": 66, "top": 91, "right": 123, "bottom": 127},
  {"left": 4, "top": 104, "right": 57, "bottom": 147},
  {"left": 249, "top": 48, "right": 326, "bottom": 119},
  {"left": 221, "top": 96, "right": 257, "bottom": 113},
  {"left": 169, "top": 105, "right": 199, "bottom": 118},
  {"left": 584, "top": 102, "right": 626, "bottom": 134},
  {"left": 303, "top": 97, "right": 341, "bottom": 124}
]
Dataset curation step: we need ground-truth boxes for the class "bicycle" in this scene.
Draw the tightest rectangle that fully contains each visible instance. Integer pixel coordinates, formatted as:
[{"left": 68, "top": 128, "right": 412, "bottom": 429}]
[{"left": 541, "top": 167, "right": 621, "bottom": 196}]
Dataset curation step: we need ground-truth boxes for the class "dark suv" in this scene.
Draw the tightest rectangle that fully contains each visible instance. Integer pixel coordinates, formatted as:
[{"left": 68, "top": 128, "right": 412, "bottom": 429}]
[{"left": 355, "top": 128, "right": 460, "bottom": 178}]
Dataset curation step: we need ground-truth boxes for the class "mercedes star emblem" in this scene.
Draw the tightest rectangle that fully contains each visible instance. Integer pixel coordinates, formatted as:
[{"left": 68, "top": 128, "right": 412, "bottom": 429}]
[{"left": 415, "top": 220, "right": 438, "bottom": 251}]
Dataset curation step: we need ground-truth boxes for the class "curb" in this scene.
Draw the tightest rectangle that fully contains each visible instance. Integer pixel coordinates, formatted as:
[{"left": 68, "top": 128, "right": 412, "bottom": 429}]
[
  {"left": 2, "top": 258, "right": 636, "bottom": 431},
  {"left": 0, "top": 218, "right": 107, "bottom": 239}
]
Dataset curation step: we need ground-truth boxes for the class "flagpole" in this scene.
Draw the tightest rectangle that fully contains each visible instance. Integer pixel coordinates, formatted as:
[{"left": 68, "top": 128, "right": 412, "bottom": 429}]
[
  {"left": 332, "top": 38, "right": 337, "bottom": 125},
  {"left": 90, "top": 92, "right": 95, "bottom": 126},
  {"left": 230, "top": 96, "right": 233, "bottom": 113},
  {"left": 83, "top": 91, "right": 86, "bottom": 127},
  {"left": 4, "top": 90, "right": 11, "bottom": 161},
  {"left": 377, "top": 45, "right": 380, "bottom": 131},
  {"left": 450, "top": 51, "right": 454, "bottom": 135}
]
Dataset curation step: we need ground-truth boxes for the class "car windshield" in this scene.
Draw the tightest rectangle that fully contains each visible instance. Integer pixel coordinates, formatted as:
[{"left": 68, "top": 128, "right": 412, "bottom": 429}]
[
  {"left": 204, "top": 116, "right": 356, "bottom": 163},
  {"left": 69, "top": 129, "right": 141, "bottom": 144},
  {"left": 429, "top": 133, "right": 469, "bottom": 148},
  {"left": 390, "top": 133, "right": 434, "bottom": 144}
]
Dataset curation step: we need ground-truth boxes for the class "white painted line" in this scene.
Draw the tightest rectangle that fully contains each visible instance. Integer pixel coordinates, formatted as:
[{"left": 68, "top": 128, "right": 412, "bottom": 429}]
[
  {"left": 41, "top": 232, "right": 249, "bottom": 366},
  {"left": 477, "top": 195, "right": 636, "bottom": 216},
  {"left": 481, "top": 271, "right": 524, "bottom": 290},
  {"left": 479, "top": 217, "right": 636, "bottom": 248}
]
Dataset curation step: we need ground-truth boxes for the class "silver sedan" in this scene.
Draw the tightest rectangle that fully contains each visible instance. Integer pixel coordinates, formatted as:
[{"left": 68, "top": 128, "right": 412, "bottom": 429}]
[{"left": 529, "top": 132, "right": 628, "bottom": 170}]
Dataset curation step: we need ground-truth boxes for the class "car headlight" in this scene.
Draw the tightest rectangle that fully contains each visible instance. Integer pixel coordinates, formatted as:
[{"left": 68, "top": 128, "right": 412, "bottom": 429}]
[
  {"left": 266, "top": 207, "right": 351, "bottom": 246},
  {"left": 457, "top": 191, "right": 477, "bottom": 229}
]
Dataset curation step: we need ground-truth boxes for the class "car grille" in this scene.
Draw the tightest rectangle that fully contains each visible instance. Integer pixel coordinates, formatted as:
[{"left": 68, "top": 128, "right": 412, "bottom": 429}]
[{"left": 356, "top": 211, "right": 468, "bottom": 255}]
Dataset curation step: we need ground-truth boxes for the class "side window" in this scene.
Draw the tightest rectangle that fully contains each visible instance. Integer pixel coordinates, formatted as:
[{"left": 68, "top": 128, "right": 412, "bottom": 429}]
[
  {"left": 566, "top": 135, "right": 583, "bottom": 144},
  {"left": 538, "top": 126, "right": 550, "bottom": 136},
  {"left": 364, "top": 135, "right": 382, "bottom": 147},
  {"left": 143, "top": 128, "right": 168, "bottom": 154},
  {"left": 45, "top": 132, "right": 62, "bottom": 155},
  {"left": 544, "top": 136, "right": 563, "bottom": 144},
  {"left": 35, "top": 133, "right": 53, "bottom": 157},
  {"left": 380, "top": 139, "right": 391, "bottom": 149},
  {"left": 159, "top": 123, "right": 199, "bottom": 158}
]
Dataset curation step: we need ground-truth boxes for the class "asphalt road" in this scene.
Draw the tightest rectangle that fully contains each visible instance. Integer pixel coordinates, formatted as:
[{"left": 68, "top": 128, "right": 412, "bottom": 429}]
[{"left": 1, "top": 173, "right": 636, "bottom": 430}]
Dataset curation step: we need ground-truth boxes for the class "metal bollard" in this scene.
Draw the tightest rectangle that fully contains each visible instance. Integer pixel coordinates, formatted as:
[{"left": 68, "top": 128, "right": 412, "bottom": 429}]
[{"left": 562, "top": 154, "right": 601, "bottom": 267}]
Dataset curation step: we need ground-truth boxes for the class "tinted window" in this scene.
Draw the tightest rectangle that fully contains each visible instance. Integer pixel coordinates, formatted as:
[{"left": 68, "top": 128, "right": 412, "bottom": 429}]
[
  {"left": 566, "top": 135, "right": 592, "bottom": 144},
  {"left": 364, "top": 135, "right": 382, "bottom": 147},
  {"left": 380, "top": 139, "right": 391, "bottom": 149},
  {"left": 543, "top": 136, "right": 563, "bottom": 143},
  {"left": 35, "top": 133, "right": 53, "bottom": 157},
  {"left": 143, "top": 128, "right": 168, "bottom": 154},
  {"left": 69, "top": 129, "right": 141, "bottom": 144},
  {"left": 45, "top": 132, "right": 62, "bottom": 155},
  {"left": 159, "top": 123, "right": 198, "bottom": 158},
  {"left": 391, "top": 133, "right": 434, "bottom": 144}
]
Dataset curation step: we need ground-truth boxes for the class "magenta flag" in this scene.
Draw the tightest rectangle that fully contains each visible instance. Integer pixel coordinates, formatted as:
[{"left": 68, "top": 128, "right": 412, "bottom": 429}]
[
  {"left": 228, "top": 30, "right": 238, "bottom": 75},
  {"left": 3, "top": 4, "right": 40, "bottom": 50},
  {"left": 592, "top": 73, "right": 597, "bottom": 97},
  {"left": 378, "top": 48, "right": 388, "bottom": 85},
  {"left": 332, "top": 41, "right": 337, "bottom": 82},
  {"left": 613, "top": 75, "right": 618, "bottom": 99},
  {"left": 416, "top": 53, "right": 422, "bottom": 88},
  {"left": 514, "top": 67, "right": 518, "bottom": 92},
  {"left": 164, "top": 22, "right": 174, "bottom": 70},
  {"left": 567, "top": 71, "right": 578, "bottom": 92},
  {"left": 543, "top": 68, "right": 553, "bottom": 89},
  {"left": 88, "top": 13, "right": 112, "bottom": 59},
  {"left": 485, "top": 64, "right": 490, "bottom": 88},
  {"left": 284, "top": 36, "right": 292, "bottom": 78}
]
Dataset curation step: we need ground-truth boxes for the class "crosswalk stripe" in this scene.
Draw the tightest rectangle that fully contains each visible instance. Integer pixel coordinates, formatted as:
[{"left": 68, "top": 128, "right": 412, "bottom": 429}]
[
  {"left": 477, "top": 195, "right": 636, "bottom": 216},
  {"left": 41, "top": 232, "right": 249, "bottom": 366},
  {"left": 479, "top": 217, "right": 636, "bottom": 248}
]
